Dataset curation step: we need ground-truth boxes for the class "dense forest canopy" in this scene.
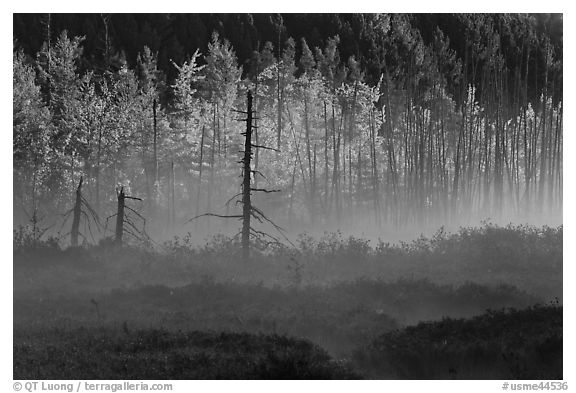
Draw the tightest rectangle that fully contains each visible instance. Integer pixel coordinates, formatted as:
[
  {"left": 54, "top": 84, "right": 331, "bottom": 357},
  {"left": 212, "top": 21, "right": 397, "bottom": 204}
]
[
  {"left": 13, "top": 13, "right": 562, "bottom": 243},
  {"left": 14, "top": 14, "right": 562, "bottom": 103}
]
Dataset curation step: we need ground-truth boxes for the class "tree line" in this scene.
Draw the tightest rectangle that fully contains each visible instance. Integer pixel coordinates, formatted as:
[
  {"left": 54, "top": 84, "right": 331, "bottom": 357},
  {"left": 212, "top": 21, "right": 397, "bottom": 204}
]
[{"left": 13, "top": 13, "right": 562, "bottom": 242}]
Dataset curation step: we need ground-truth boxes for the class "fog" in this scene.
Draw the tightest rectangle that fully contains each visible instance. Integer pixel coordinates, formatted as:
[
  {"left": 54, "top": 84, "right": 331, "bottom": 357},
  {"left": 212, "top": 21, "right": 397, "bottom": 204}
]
[{"left": 13, "top": 13, "right": 562, "bottom": 380}]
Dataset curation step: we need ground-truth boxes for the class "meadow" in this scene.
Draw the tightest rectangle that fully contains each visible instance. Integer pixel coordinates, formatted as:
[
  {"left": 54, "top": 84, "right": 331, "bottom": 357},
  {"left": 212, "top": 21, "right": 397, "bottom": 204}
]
[{"left": 13, "top": 223, "right": 562, "bottom": 379}]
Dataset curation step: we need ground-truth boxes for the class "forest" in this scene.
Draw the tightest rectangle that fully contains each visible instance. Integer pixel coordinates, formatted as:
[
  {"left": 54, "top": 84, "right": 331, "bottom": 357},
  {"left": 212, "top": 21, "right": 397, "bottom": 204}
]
[
  {"left": 13, "top": 13, "right": 563, "bottom": 241},
  {"left": 13, "top": 13, "right": 563, "bottom": 380}
]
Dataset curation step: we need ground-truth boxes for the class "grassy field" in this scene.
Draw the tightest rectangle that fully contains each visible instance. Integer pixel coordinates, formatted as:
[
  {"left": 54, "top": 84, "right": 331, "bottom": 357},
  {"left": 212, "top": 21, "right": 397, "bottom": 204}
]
[{"left": 13, "top": 223, "right": 562, "bottom": 379}]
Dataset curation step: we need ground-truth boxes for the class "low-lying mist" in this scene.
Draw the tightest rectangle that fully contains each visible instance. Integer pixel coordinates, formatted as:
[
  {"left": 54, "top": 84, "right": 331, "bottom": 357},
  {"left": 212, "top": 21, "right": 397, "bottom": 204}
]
[{"left": 13, "top": 222, "right": 563, "bottom": 379}]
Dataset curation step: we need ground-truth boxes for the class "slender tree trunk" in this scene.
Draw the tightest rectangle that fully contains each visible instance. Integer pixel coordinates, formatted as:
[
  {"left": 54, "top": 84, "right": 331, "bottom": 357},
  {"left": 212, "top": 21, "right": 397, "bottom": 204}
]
[
  {"left": 241, "top": 92, "right": 254, "bottom": 261},
  {"left": 71, "top": 177, "right": 83, "bottom": 247},
  {"left": 369, "top": 110, "right": 380, "bottom": 227},
  {"left": 304, "top": 94, "right": 312, "bottom": 189},
  {"left": 196, "top": 125, "right": 206, "bottom": 217},
  {"left": 44, "top": 13, "right": 52, "bottom": 108},
  {"left": 304, "top": 94, "right": 314, "bottom": 225},
  {"left": 312, "top": 143, "right": 317, "bottom": 226},
  {"left": 207, "top": 105, "right": 217, "bottom": 219},
  {"left": 153, "top": 98, "right": 158, "bottom": 184},
  {"left": 171, "top": 161, "right": 176, "bottom": 231},
  {"left": 96, "top": 125, "right": 102, "bottom": 216},
  {"left": 331, "top": 101, "right": 340, "bottom": 222},
  {"left": 323, "top": 102, "right": 329, "bottom": 218},
  {"left": 101, "top": 14, "right": 111, "bottom": 69},
  {"left": 538, "top": 45, "right": 549, "bottom": 211},
  {"left": 277, "top": 55, "right": 282, "bottom": 151},
  {"left": 288, "top": 160, "right": 296, "bottom": 226},
  {"left": 254, "top": 79, "right": 260, "bottom": 189},
  {"left": 115, "top": 187, "right": 125, "bottom": 246}
]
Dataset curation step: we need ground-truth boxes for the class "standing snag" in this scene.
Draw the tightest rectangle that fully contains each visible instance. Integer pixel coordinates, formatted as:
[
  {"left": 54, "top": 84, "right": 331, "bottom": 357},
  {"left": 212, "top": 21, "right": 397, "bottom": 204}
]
[
  {"left": 114, "top": 187, "right": 126, "bottom": 245},
  {"left": 60, "top": 176, "right": 101, "bottom": 247},
  {"left": 241, "top": 91, "right": 254, "bottom": 260},
  {"left": 70, "top": 177, "right": 83, "bottom": 247},
  {"left": 105, "top": 186, "right": 147, "bottom": 247},
  {"left": 187, "top": 91, "right": 291, "bottom": 261}
]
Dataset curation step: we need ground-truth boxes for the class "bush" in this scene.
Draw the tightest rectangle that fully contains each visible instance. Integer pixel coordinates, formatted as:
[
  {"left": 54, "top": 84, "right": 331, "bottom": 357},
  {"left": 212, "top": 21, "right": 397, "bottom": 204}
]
[
  {"left": 13, "top": 225, "right": 61, "bottom": 259},
  {"left": 353, "top": 305, "right": 562, "bottom": 379},
  {"left": 14, "top": 328, "right": 361, "bottom": 379}
]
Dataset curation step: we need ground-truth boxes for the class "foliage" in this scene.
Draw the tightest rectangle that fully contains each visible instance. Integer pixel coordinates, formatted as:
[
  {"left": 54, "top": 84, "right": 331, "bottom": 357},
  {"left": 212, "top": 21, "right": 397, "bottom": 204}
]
[
  {"left": 14, "top": 328, "right": 360, "bottom": 379},
  {"left": 13, "top": 223, "right": 563, "bottom": 298},
  {"left": 13, "top": 225, "right": 60, "bottom": 256},
  {"left": 13, "top": 223, "right": 562, "bottom": 379},
  {"left": 12, "top": 14, "right": 563, "bottom": 241},
  {"left": 353, "top": 305, "right": 562, "bottom": 379}
]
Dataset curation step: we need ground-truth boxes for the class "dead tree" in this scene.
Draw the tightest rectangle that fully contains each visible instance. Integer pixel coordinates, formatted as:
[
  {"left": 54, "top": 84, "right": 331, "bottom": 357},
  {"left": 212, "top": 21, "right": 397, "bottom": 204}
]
[
  {"left": 71, "top": 177, "right": 83, "bottom": 246},
  {"left": 188, "top": 91, "right": 292, "bottom": 261},
  {"left": 60, "top": 176, "right": 101, "bottom": 247},
  {"left": 241, "top": 92, "right": 253, "bottom": 260},
  {"left": 115, "top": 187, "right": 126, "bottom": 244},
  {"left": 105, "top": 187, "right": 147, "bottom": 246}
]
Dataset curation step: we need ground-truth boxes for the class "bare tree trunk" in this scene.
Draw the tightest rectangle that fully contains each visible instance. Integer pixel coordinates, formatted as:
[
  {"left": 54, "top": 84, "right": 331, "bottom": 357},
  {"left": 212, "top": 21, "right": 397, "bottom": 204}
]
[
  {"left": 369, "top": 110, "right": 380, "bottom": 228},
  {"left": 241, "top": 92, "right": 254, "bottom": 261},
  {"left": 538, "top": 43, "right": 549, "bottom": 212},
  {"left": 71, "top": 177, "right": 83, "bottom": 247},
  {"left": 312, "top": 143, "right": 317, "bottom": 225},
  {"left": 304, "top": 94, "right": 314, "bottom": 225},
  {"left": 254, "top": 82, "right": 260, "bottom": 189},
  {"left": 304, "top": 95, "right": 312, "bottom": 179},
  {"left": 383, "top": 65, "right": 398, "bottom": 226},
  {"left": 153, "top": 99, "right": 158, "bottom": 184},
  {"left": 331, "top": 102, "right": 341, "bottom": 223},
  {"left": 288, "top": 160, "right": 296, "bottom": 227},
  {"left": 276, "top": 31, "right": 283, "bottom": 152},
  {"left": 96, "top": 124, "right": 102, "bottom": 216},
  {"left": 207, "top": 105, "right": 217, "bottom": 221},
  {"left": 196, "top": 125, "right": 206, "bottom": 217},
  {"left": 171, "top": 161, "right": 176, "bottom": 231},
  {"left": 115, "top": 187, "right": 125, "bottom": 246},
  {"left": 556, "top": 103, "right": 563, "bottom": 208},
  {"left": 44, "top": 13, "right": 52, "bottom": 108},
  {"left": 101, "top": 14, "right": 111, "bottom": 69},
  {"left": 323, "top": 102, "right": 329, "bottom": 218}
]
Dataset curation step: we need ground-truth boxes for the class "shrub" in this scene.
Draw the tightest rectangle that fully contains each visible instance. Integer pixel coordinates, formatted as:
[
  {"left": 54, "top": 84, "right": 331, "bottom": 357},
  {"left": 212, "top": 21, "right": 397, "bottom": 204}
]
[{"left": 353, "top": 305, "right": 562, "bottom": 379}]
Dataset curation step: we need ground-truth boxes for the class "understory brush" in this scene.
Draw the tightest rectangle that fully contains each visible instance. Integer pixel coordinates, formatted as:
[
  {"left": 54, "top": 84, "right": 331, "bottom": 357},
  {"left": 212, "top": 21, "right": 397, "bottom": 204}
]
[
  {"left": 13, "top": 223, "right": 563, "bottom": 299},
  {"left": 14, "top": 278, "right": 539, "bottom": 356},
  {"left": 14, "top": 328, "right": 360, "bottom": 379},
  {"left": 13, "top": 223, "right": 562, "bottom": 379},
  {"left": 353, "top": 305, "right": 562, "bottom": 379}
]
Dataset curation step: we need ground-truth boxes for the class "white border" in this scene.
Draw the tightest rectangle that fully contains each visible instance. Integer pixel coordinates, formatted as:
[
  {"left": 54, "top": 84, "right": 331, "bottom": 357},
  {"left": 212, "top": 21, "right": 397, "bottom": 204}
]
[{"left": 3, "top": 4, "right": 572, "bottom": 391}]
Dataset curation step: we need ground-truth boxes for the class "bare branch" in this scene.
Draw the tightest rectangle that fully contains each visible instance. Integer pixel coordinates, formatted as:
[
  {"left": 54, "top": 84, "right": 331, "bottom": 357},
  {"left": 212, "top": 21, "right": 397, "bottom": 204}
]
[
  {"left": 249, "top": 227, "right": 281, "bottom": 244},
  {"left": 186, "top": 213, "right": 243, "bottom": 224},
  {"left": 60, "top": 208, "right": 74, "bottom": 217},
  {"left": 224, "top": 192, "right": 243, "bottom": 206},
  {"left": 251, "top": 169, "right": 267, "bottom": 180},
  {"left": 81, "top": 211, "right": 97, "bottom": 242},
  {"left": 251, "top": 144, "right": 279, "bottom": 152},
  {"left": 125, "top": 205, "right": 146, "bottom": 222},
  {"left": 251, "top": 205, "right": 295, "bottom": 247},
  {"left": 123, "top": 227, "right": 141, "bottom": 241},
  {"left": 250, "top": 210, "right": 263, "bottom": 223},
  {"left": 251, "top": 188, "right": 281, "bottom": 193},
  {"left": 124, "top": 219, "right": 144, "bottom": 236},
  {"left": 81, "top": 197, "right": 101, "bottom": 224},
  {"left": 58, "top": 211, "right": 73, "bottom": 233}
]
